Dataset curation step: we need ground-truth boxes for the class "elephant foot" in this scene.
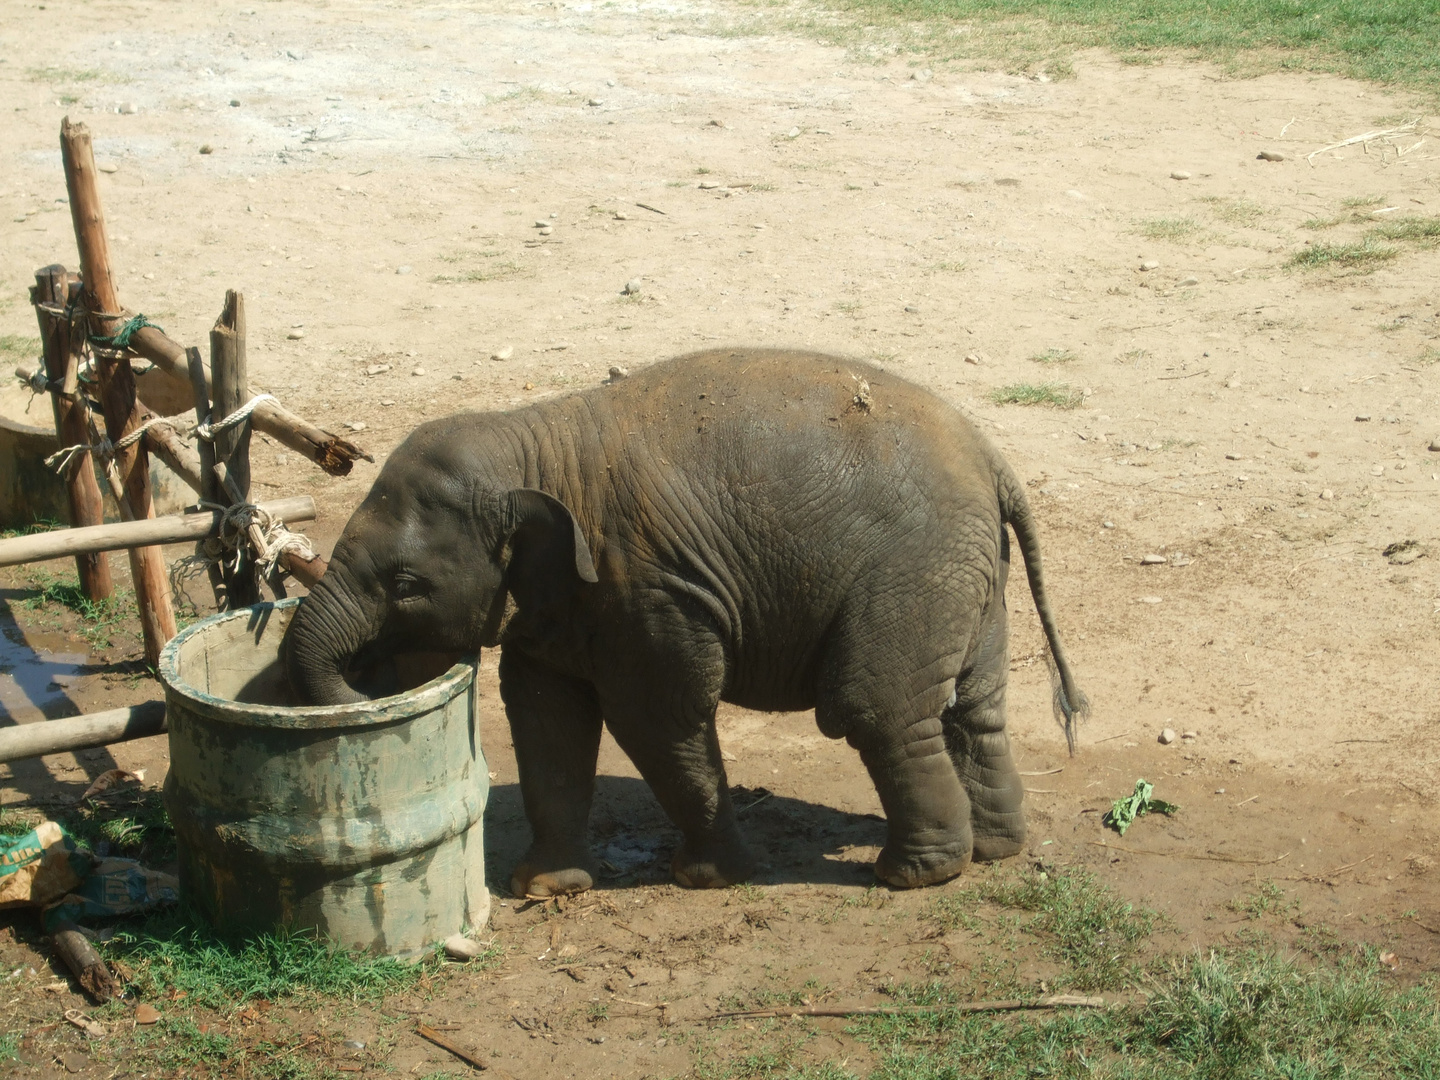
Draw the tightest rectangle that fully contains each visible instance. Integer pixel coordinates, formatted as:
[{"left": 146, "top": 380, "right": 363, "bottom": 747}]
[
  {"left": 671, "top": 839, "right": 757, "bottom": 889},
  {"left": 971, "top": 831, "right": 1025, "bottom": 863},
  {"left": 510, "top": 847, "right": 597, "bottom": 898},
  {"left": 874, "top": 841, "right": 971, "bottom": 889}
]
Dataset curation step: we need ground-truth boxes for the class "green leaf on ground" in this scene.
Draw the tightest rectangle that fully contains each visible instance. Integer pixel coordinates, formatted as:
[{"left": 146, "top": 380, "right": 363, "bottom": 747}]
[{"left": 1103, "top": 778, "right": 1179, "bottom": 835}]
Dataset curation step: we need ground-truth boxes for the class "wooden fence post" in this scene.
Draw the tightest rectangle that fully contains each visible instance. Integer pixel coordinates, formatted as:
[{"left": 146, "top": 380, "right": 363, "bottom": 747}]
[
  {"left": 31, "top": 264, "right": 113, "bottom": 601},
  {"left": 60, "top": 116, "right": 176, "bottom": 665},
  {"left": 208, "top": 290, "right": 260, "bottom": 607}
]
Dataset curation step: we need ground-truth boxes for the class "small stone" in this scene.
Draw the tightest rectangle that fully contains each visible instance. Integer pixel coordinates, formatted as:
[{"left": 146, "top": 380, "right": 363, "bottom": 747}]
[
  {"left": 904, "top": 304, "right": 919, "bottom": 313},
  {"left": 1354, "top": 414, "right": 1371, "bottom": 422},
  {"left": 538, "top": 226, "right": 553, "bottom": 236},
  {"left": 1170, "top": 170, "right": 1191, "bottom": 180},
  {"left": 1178, "top": 276, "right": 1198, "bottom": 287},
  {"left": 98, "top": 161, "right": 118, "bottom": 174},
  {"left": 1140, "top": 553, "right": 1167, "bottom": 565},
  {"left": 134, "top": 1003, "right": 160, "bottom": 1025},
  {"left": 587, "top": 98, "right": 604, "bottom": 106},
  {"left": 199, "top": 144, "right": 214, "bottom": 154},
  {"left": 523, "top": 381, "right": 535, "bottom": 390},
  {"left": 1136, "top": 595, "right": 1162, "bottom": 604},
  {"left": 230, "top": 98, "right": 242, "bottom": 107},
  {"left": 534, "top": 220, "right": 552, "bottom": 229},
  {"left": 1257, "top": 150, "right": 1284, "bottom": 162},
  {"left": 491, "top": 345, "right": 514, "bottom": 361},
  {"left": 343, "top": 1039, "right": 366, "bottom": 1051},
  {"left": 286, "top": 329, "right": 305, "bottom": 340},
  {"left": 607, "top": 366, "right": 629, "bottom": 381},
  {"left": 364, "top": 363, "right": 391, "bottom": 376},
  {"left": 698, "top": 181, "right": 722, "bottom": 190},
  {"left": 380, "top": 399, "right": 395, "bottom": 406},
  {"left": 1139, "top": 259, "right": 1159, "bottom": 271},
  {"left": 614, "top": 210, "right": 629, "bottom": 220},
  {"left": 1181, "top": 730, "right": 1198, "bottom": 740},
  {"left": 964, "top": 353, "right": 980, "bottom": 365},
  {"left": 396, "top": 265, "right": 412, "bottom": 275},
  {"left": 1103, "top": 521, "right": 1114, "bottom": 528},
  {"left": 1383, "top": 415, "right": 1399, "bottom": 423},
  {"left": 622, "top": 278, "right": 642, "bottom": 295},
  {"left": 1371, "top": 465, "right": 1385, "bottom": 476},
  {"left": 344, "top": 421, "right": 367, "bottom": 431},
  {"left": 118, "top": 101, "right": 138, "bottom": 114},
  {"left": 1158, "top": 728, "right": 1177, "bottom": 745},
  {"left": 787, "top": 126, "right": 800, "bottom": 138},
  {"left": 910, "top": 69, "right": 933, "bottom": 82},
  {"left": 452, "top": 372, "right": 464, "bottom": 380},
  {"left": 1320, "top": 489, "right": 1334, "bottom": 500},
  {"left": 412, "top": 367, "right": 426, "bottom": 377},
  {"left": 1429, "top": 436, "right": 1440, "bottom": 451},
  {"left": 1214, "top": 787, "right": 1226, "bottom": 794},
  {"left": 707, "top": 118, "right": 726, "bottom": 127},
  {"left": 1225, "top": 453, "right": 1242, "bottom": 461}
]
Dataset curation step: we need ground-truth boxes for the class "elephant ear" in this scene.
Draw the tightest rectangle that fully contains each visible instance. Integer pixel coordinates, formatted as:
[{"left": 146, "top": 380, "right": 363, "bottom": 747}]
[{"left": 504, "top": 488, "right": 599, "bottom": 584}]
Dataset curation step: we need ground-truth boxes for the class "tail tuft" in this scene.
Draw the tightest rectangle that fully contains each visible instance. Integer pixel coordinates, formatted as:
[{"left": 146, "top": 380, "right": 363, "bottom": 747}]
[{"left": 1046, "top": 650, "right": 1091, "bottom": 755}]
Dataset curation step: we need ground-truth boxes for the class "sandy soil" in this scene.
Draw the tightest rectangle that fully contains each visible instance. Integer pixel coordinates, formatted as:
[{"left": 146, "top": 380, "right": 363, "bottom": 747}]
[{"left": 1, "top": 0, "right": 1438, "bottom": 1076}]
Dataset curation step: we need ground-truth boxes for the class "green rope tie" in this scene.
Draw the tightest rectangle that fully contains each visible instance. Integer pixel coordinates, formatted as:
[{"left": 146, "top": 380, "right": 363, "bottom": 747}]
[{"left": 89, "top": 314, "right": 163, "bottom": 351}]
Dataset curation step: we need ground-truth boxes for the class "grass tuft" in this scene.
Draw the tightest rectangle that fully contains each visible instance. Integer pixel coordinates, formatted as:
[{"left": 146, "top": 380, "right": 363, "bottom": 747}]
[
  {"left": 1201, "top": 197, "right": 1266, "bottom": 226},
  {"left": 990, "top": 382, "right": 1082, "bottom": 408},
  {"left": 1286, "top": 237, "right": 1398, "bottom": 270},
  {"left": 1137, "top": 216, "right": 1200, "bottom": 241},
  {"left": 109, "top": 910, "right": 439, "bottom": 1008},
  {"left": 21, "top": 569, "right": 136, "bottom": 649},
  {"left": 1028, "top": 346, "right": 1078, "bottom": 364},
  {"left": 1370, "top": 214, "right": 1440, "bottom": 243}
]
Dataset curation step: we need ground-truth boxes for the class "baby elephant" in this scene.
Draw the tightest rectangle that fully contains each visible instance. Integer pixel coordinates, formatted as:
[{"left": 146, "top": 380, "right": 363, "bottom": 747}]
[{"left": 284, "top": 349, "right": 1086, "bottom": 895}]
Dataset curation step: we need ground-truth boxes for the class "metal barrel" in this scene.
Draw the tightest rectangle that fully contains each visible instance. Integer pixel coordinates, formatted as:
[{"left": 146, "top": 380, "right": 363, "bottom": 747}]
[{"left": 158, "top": 599, "right": 489, "bottom": 957}]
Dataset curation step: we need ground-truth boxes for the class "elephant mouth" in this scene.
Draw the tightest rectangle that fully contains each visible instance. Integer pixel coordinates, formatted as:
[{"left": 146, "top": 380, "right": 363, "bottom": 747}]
[{"left": 341, "top": 640, "right": 468, "bottom": 700}]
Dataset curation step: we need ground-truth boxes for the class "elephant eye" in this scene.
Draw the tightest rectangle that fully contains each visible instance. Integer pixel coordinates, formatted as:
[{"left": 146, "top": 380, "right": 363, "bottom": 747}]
[{"left": 393, "top": 573, "right": 428, "bottom": 601}]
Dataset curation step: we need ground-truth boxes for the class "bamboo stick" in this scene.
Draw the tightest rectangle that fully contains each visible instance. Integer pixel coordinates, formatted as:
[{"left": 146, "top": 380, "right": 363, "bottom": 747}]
[
  {"left": 31, "top": 264, "right": 113, "bottom": 601},
  {"left": 60, "top": 116, "right": 176, "bottom": 665},
  {"left": 0, "top": 496, "right": 315, "bottom": 568},
  {"left": 0, "top": 701, "right": 166, "bottom": 765},
  {"left": 125, "top": 325, "right": 373, "bottom": 475}
]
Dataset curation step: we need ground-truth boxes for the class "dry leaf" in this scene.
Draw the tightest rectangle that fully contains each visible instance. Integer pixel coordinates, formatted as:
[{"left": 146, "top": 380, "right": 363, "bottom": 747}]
[{"left": 79, "top": 769, "right": 146, "bottom": 803}]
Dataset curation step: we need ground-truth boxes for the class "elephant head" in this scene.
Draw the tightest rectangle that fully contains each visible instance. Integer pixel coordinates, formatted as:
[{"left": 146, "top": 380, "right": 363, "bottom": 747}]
[{"left": 283, "top": 424, "right": 598, "bottom": 704}]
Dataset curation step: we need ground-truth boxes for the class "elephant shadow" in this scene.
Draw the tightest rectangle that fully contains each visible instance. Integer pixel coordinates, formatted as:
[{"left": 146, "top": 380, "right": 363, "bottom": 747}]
[{"left": 483, "top": 775, "right": 890, "bottom": 895}]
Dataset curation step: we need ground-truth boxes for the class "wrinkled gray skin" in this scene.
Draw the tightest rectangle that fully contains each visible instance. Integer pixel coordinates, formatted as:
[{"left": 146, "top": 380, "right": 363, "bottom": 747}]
[{"left": 284, "top": 349, "right": 1086, "bottom": 896}]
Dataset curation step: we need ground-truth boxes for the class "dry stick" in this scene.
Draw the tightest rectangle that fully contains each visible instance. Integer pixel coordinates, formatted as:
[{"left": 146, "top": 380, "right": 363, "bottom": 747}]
[
  {"left": 1018, "top": 767, "right": 1064, "bottom": 776},
  {"left": 127, "top": 326, "right": 372, "bottom": 475},
  {"left": 32, "top": 265, "right": 113, "bottom": 600},
  {"left": 51, "top": 920, "right": 118, "bottom": 1003},
  {"left": 61, "top": 117, "right": 176, "bottom": 665},
  {"left": 415, "top": 1023, "right": 492, "bottom": 1072},
  {"left": 1307, "top": 121, "right": 1418, "bottom": 162},
  {"left": 710, "top": 994, "right": 1105, "bottom": 1021},
  {"left": 1089, "top": 841, "right": 1290, "bottom": 866},
  {"left": 210, "top": 291, "right": 260, "bottom": 607}
]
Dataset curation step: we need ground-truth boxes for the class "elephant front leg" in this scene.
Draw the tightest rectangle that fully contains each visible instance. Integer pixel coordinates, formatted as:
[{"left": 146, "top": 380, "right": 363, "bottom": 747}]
[{"left": 500, "top": 647, "right": 604, "bottom": 898}]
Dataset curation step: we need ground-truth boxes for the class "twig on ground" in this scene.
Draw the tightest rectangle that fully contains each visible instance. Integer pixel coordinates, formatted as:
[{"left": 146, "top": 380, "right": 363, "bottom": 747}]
[
  {"left": 1019, "top": 767, "right": 1064, "bottom": 776},
  {"left": 416, "top": 1023, "right": 493, "bottom": 1073},
  {"left": 1307, "top": 121, "right": 1418, "bottom": 163},
  {"left": 709, "top": 994, "right": 1105, "bottom": 1021},
  {"left": 1089, "top": 841, "right": 1290, "bottom": 866}
]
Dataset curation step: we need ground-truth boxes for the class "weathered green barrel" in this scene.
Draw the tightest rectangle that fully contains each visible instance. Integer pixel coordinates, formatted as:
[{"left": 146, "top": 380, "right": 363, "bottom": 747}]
[{"left": 158, "top": 599, "right": 489, "bottom": 957}]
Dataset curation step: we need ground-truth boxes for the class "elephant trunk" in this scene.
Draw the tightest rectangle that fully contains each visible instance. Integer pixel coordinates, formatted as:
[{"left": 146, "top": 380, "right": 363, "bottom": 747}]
[{"left": 283, "top": 570, "right": 377, "bottom": 705}]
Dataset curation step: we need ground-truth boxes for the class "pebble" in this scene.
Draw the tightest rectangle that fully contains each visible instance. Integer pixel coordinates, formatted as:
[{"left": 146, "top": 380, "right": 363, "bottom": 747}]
[
  {"left": 622, "top": 278, "right": 642, "bottom": 295},
  {"left": 1103, "top": 521, "right": 1114, "bottom": 528},
  {"left": 608, "top": 366, "right": 629, "bottom": 381},
  {"left": 538, "top": 226, "right": 553, "bottom": 236},
  {"left": 587, "top": 98, "right": 603, "bottom": 107},
  {"left": 230, "top": 98, "right": 242, "bottom": 107},
  {"left": 344, "top": 421, "right": 367, "bottom": 432},
  {"left": 707, "top": 118, "right": 727, "bottom": 128},
  {"left": 1158, "top": 728, "right": 1176, "bottom": 745},
  {"left": 1215, "top": 788, "right": 1226, "bottom": 794},
  {"left": 412, "top": 367, "right": 426, "bottom": 377},
  {"left": 1430, "top": 436, "right": 1440, "bottom": 451},
  {"left": 381, "top": 399, "right": 395, "bottom": 406},
  {"left": 491, "top": 345, "right": 514, "bottom": 361},
  {"left": 444, "top": 933, "right": 487, "bottom": 961},
  {"left": 343, "top": 1039, "right": 367, "bottom": 1051},
  {"left": 118, "top": 102, "right": 138, "bottom": 114},
  {"left": 911, "top": 69, "right": 933, "bottom": 82},
  {"left": 199, "top": 144, "right": 214, "bottom": 155},
  {"left": 275, "top": 453, "right": 290, "bottom": 466},
  {"left": 1178, "top": 276, "right": 1198, "bottom": 287},
  {"left": 1256, "top": 150, "right": 1285, "bottom": 162},
  {"left": 614, "top": 210, "right": 630, "bottom": 220},
  {"left": 452, "top": 372, "right": 464, "bottom": 380},
  {"left": 534, "top": 220, "right": 552, "bottom": 228},
  {"left": 904, "top": 304, "right": 919, "bottom": 313},
  {"left": 1170, "top": 170, "right": 1191, "bottom": 180},
  {"left": 1225, "top": 453, "right": 1242, "bottom": 460},
  {"left": 787, "top": 126, "right": 800, "bottom": 138},
  {"left": 98, "top": 161, "right": 118, "bottom": 174},
  {"left": 1371, "top": 465, "right": 1385, "bottom": 476},
  {"left": 1182, "top": 730, "right": 1198, "bottom": 740},
  {"left": 134, "top": 1004, "right": 160, "bottom": 1025},
  {"left": 396, "top": 265, "right": 412, "bottom": 275},
  {"left": 524, "top": 381, "right": 535, "bottom": 390},
  {"left": 286, "top": 329, "right": 305, "bottom": 340},
  {"left": 1140, "top": 553, "right": 1167, "bottom": 565},
  {"left": 963, "top": 353, "right": 981, "bottom": 365},
  {"left": 1139, "top": 259, "right": 1159, "bottom": 271},
  {"left": 1320, "top": 489, "right": 1334, "bottom": 500},
  {"left": 364, "top": 363, "right": 390, "bottom": 376},
  {"left": 1354, "top": 414, "right": 1371, "bottom": 422},
  {"left": 698, "top": 181, "right": 722, "bottom": 190}
]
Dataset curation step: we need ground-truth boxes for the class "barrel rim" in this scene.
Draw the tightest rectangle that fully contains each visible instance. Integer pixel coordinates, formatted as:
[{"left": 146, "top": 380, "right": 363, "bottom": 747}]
[{"left": 158, "top": 598, "right": 476, "bottom": 730}]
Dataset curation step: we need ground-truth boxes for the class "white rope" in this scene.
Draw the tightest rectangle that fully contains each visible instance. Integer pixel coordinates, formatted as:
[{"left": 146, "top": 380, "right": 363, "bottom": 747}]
[
  {"left": 42, "top": 393, "right": 278, "bottom": 475},
  {"left": 214, "top": 500, "right": 318, "bottom": 579}
]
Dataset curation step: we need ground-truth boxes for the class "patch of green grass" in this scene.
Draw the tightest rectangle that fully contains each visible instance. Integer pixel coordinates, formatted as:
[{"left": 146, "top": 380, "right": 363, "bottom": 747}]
[
  {"left": 21, "top": 568, "right": 135, "bottom": 649},
  {"left": 1342, "top": 193, "right": 1387, "bottom": 208},
  {"left": 823, "top": 0, "right": 1440, "bottom": 92},
  {"left": 934, "top": 260, "right": 967, "bottom": 272},
  {"left": 989, "top": 382, "right": 1082, "bottom": 409},
  {"left": 1301, "top": 212, "right": 1351, "bottom": 230},
  {"left": 109, "top": 910, "right": 437, "bottom": 1009},
  {"left": 1, "top": 516, "right": 63, "bottom": 539},
  {"left": 431, "top": 262, "right": 523, "bottom": 284},
  {"left": 979, "top": 866, "right": 1157, "bottom": 990},
  {"left": 131, "top": 1020, "right": 345, "bottom": 1080},
  {"left": 27, "top": 66, "right": 106, "bottom": 83},
  {"left": 1137, "top": 215, "right": 1201, "bottom": 241},
  {"left": 1371, "top": 214, "right": 1440, "bottom": 243},
  {"left": 0, "top": 334, "right": 41, "bottom": 360},
  {"left": 1201, "top": 196, "right": 1266, "bottom": 226},
  {"left": 0, "top": 1032, "right": 18, "bottom": 1063},
  {"left": 1231, "top": 878, "right": 1298, "bottom": 920},
  {"left": 60, "top": 787, "right": 174, "bottom": 862},
  {"left": 1028, "top": 346, "right": 1077, "bottom": 364},
  {"left": 1418, "top": 346, "right": 1440, "bottom": 366},
  {"left": 1286, "top": 236, "right": 1398, "bottom": 270}
]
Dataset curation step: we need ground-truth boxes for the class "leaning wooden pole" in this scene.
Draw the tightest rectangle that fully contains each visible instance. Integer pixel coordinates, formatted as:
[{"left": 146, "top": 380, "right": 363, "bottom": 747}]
[
  {"left": 31, "top": 264, "right": 113, "bottom": 601},
  {"left": 60, "top": 116, "right": 176, "bottom": 665}
]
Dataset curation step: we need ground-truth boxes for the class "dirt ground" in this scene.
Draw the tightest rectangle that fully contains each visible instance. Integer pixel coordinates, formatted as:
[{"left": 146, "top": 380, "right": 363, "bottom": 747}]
[{"left": 1, "top": 0, "right": 1438, "bottom": 1076}]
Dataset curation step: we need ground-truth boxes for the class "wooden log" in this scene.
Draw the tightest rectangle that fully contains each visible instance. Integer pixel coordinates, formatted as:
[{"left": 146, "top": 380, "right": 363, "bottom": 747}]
[
  {"left": 209, "top": 291, "right": 259, "bottom": 606},
  {"left": 185, "top": 346, "right": 225, "bottom": 606},
  {"left": 51, "top": 920, "right": 118, "bottom": 1003},
  {"left": 125, "top": 325, "right": 373, "bottom": 476},
  {"left": 0, "top": 700, "right": 166, "bottom": 766},
  {"left": 31, "top": 265, "right": 113, "bottom": 601},
  {"left": 60, "top": 116, "right": 177, "bottom": 665},
  {"left": 0, "top": 496, "right": 315, "bottom": 568}
]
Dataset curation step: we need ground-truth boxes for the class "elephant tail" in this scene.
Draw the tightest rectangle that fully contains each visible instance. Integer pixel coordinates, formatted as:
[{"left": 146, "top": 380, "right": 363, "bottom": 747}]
[{"left": 997, "top": 461, "right": 1090, "bottom": 755}]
